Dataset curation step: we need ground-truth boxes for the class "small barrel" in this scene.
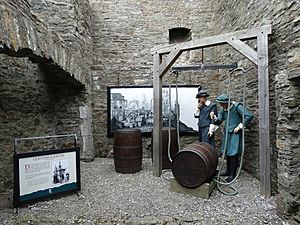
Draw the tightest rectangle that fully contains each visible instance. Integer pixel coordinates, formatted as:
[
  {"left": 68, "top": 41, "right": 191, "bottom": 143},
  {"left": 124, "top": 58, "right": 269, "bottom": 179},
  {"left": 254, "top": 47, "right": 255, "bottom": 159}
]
[
  {"left": 113, "top": 129, "right": 142, "bottom": 173},
  {"left": 151, "top": 128, "right": 179, "bottom": 169},
  {"left": 172, "top": 142, "right": 218, "bottom": 188}
]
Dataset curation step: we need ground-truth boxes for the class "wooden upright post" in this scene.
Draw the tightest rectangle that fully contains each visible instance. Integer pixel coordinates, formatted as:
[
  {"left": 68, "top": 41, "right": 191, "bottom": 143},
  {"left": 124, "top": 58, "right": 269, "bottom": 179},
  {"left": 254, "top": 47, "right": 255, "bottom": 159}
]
[
  {"left": 257, "top": 32, "right": 271, "bottom": 196},
  {"left": 153, "top": 54, "right": 162, "bottom": 176}
]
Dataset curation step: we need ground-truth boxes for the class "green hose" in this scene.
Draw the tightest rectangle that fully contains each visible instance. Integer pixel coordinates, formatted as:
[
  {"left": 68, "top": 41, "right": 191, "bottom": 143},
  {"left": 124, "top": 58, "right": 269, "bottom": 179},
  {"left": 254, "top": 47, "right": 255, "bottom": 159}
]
[{"left": 213, "top": 67, "right": 247, "bottom": 196}]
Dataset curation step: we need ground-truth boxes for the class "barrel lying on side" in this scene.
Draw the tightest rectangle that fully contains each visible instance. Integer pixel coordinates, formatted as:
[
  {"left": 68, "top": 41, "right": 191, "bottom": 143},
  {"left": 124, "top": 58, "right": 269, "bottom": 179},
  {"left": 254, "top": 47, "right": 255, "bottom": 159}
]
[
  {"left": 172, "top": 142, "right": 218, "bottom": 188},
  {"left": 113, "top": 129, "right": 142, "bottom": 173}
]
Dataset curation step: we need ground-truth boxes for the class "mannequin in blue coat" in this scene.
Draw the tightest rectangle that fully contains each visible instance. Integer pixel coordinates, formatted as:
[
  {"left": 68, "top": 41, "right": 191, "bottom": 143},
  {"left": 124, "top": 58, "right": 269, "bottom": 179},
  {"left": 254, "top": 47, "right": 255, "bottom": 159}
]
[
  {"left": 194, "top": 89, "right": 218, "bottom": 148},
  {"left": 213, "top": 93, "right": 254, "bottom": 182}
]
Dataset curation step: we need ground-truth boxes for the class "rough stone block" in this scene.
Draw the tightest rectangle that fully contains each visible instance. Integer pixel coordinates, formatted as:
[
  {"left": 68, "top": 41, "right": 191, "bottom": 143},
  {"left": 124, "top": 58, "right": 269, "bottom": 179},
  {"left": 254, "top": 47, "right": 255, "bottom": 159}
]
[
  {"left": 79, "top": 106, "right": 91, "bottom": 119},
  {"left": 170, "top": 178, "right": 216, "bottom": 199},
  {"left": 0, "top": 192, "right": 12, "bottom": 208}
]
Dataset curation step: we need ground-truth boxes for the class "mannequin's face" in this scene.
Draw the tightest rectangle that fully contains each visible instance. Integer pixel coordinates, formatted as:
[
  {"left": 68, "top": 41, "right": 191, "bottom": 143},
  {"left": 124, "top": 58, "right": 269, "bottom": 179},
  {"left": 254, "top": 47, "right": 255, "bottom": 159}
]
[
  {"left": 221, "top": 103, "right": 229, "bottom": 109},
  {"left": 198, "top": 97, "right": 207, "bottom": 104}
]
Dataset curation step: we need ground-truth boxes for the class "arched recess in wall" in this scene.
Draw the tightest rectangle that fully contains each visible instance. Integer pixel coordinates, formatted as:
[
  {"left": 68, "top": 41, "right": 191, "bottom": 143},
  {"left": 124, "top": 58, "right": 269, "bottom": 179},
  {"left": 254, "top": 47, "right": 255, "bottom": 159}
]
[
  {"left": 169, "top": 27, "right": 192, "bottom": 44},
  {"left": 169, "top": 27, "right": 192, "bottom": 63}
]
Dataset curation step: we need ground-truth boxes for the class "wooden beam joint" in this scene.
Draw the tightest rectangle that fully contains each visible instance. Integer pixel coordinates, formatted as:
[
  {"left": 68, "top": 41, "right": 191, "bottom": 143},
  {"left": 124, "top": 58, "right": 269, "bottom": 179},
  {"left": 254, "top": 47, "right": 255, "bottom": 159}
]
[
  {"left": 159, "top": 49, "right": 182, "bottom": 78},
  {"left": 227, "top": 38, "right": 258, "bottom": 65}
]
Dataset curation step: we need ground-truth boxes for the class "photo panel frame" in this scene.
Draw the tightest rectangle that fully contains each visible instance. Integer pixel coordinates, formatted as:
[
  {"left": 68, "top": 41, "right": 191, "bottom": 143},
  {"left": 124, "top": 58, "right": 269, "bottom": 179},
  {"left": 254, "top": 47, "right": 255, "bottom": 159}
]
[{"left": 107, "top": 85, "right": 199, "bottom": 137}]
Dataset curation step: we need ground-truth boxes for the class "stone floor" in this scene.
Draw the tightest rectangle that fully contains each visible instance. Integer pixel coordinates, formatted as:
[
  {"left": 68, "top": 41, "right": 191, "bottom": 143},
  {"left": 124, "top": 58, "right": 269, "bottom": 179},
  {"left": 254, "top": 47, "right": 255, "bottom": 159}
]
[{"left": 0, "top": 158, "right": 283, "bottom": 225}]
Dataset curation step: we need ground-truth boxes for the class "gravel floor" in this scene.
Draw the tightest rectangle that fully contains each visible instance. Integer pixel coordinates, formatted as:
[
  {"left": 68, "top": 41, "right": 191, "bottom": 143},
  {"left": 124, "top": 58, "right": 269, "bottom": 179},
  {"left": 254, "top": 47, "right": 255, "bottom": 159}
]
[{"left": 0, "top": 158, "right": 283, "bottom": 225}]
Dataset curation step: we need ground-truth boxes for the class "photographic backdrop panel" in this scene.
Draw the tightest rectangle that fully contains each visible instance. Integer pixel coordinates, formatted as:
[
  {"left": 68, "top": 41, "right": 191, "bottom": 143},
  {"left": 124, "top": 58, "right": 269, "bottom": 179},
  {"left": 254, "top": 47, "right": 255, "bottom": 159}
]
[{"left": 107, "top": 85, "right": 199, "bottom": 136}]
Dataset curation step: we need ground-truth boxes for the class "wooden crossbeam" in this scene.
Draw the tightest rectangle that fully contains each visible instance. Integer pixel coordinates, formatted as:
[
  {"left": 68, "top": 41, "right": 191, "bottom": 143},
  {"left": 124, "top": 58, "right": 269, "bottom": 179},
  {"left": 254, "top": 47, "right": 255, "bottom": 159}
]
[
  {"left": 151, "top": 25, "right": 271, "bottom": 55},
  {"left": 227, "top": 39, "right": 258, "bottom": 65}
]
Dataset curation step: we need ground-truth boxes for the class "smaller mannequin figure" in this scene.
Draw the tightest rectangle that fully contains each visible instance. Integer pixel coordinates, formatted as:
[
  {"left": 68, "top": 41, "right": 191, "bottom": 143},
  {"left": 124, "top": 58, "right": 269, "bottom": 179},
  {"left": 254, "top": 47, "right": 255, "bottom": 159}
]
[
  {"left": 194, "top": 89, "right": 218, "bottom": 148},
  {"left": 213, "top": 93, "right": 254, "bottom": 182}
]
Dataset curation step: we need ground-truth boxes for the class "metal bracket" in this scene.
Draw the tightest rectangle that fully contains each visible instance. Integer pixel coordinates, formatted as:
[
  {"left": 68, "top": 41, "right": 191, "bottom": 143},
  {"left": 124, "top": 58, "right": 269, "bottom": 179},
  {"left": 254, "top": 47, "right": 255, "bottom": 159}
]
[
  {"left": 14, "top": 134, "right": 78, "bottom": 154},
  {"left": 171, "top": 63, "right": 237, "bottom": 72}
]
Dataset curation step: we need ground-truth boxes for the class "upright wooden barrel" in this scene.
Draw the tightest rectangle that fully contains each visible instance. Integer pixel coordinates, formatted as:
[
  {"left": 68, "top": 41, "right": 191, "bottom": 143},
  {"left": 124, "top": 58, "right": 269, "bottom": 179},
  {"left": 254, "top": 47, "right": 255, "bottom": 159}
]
[
  {"left": 172, "top": 142, "right": 218, "bottom": 188},
  {"left": 113, "top": 129, "right": 142, "bottom": 173},
  {"left": 151, "top": 128, "right": 179, "bottom": 169}
]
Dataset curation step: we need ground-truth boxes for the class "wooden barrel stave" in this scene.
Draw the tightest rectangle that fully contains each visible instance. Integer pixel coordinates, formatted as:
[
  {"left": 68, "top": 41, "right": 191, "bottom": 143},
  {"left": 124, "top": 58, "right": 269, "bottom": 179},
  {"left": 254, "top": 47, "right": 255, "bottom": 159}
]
[
  {"left": 172, "top": 142, "right": 218, "bottom": 188},
  {"left": 113, "top": 129, "right": 142, "bottom": 174}
]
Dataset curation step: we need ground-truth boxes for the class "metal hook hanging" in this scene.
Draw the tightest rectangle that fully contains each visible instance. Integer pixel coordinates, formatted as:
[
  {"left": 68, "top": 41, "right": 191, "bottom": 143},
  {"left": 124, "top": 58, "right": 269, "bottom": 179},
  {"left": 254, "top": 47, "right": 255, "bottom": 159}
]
[
  {"left": 171, "top": 70, "right": 179, "bottom": 77},
  {"left": 230, "top": 67, "right": 247, "bottom": 74}
]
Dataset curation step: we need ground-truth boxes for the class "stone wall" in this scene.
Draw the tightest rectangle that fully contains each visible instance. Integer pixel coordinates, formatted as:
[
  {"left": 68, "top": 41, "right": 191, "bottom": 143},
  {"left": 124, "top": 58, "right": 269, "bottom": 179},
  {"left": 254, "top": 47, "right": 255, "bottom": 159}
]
[
  {"left": 0, "top": 0, "right": 85, "bottom": 85},
  {"left": 90, "top": 0, "right": 220, "bottom": 157},
  {"left": 212, "top": 0, "right": 300, "bottom": 223},
  {"left": 0, "top": 54, "right": 86, "bottom": 193},
  {"left": 29, "top": 0, "right": 93, "bottom": 84},
  {"left": 0, "top": 0, "right": 94, "bottom": 196},
  {"left": 29, "top": 0, "right": 95, "bottom": 160}
]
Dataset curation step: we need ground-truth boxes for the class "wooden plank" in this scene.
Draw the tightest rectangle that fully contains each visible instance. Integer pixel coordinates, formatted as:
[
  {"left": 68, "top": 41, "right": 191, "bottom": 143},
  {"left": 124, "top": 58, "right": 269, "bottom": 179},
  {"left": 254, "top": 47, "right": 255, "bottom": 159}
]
[
  {"left": 227, "top": 39, "right": 258, "bottom": 65},
  {"left": 159, "top": 49, "right": 182, "bottom": 78},
  {"left": 257, "top": 32, "right": 271, "bottom": 197},
  {"left": 152, "top": 54, "right": 163, "bottom": 177},
  {"left": 151, "top": 25, "right": 272, "bottom": 55}
]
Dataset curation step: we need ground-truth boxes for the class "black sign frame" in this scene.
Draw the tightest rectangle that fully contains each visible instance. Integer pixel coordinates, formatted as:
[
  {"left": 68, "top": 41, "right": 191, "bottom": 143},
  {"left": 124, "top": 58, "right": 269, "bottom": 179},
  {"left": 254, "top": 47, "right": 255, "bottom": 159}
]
[{"left": 13, "top": 147, "right": 81, "bottom": 207}]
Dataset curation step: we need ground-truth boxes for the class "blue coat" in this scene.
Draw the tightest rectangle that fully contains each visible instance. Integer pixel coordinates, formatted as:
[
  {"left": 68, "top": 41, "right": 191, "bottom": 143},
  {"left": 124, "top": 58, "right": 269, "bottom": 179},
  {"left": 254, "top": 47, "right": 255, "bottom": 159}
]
[
  {"left": 215, "top": 102, "right": 254, "bottom": 156},
  {"left": 194, "top": 101, "right": 217, "bottom": 147}
]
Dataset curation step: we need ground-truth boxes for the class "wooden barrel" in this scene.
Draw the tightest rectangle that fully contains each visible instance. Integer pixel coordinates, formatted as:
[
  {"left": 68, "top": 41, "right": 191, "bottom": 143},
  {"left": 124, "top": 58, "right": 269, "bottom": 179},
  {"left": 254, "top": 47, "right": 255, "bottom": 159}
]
[
  {"left": 151, "top": 128, "right": 179, "bottom": 169},
  {"left": 172, "top": 142, "right": 218, "bottom": 188},
  {"left": 113, "top": 129, "right": 142, "bottom": 173}
]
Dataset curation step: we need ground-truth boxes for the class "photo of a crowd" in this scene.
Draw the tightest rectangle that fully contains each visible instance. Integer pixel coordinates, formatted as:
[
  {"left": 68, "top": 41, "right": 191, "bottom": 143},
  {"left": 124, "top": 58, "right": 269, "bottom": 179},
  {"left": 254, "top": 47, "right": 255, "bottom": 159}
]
[{"left": 108, "top": 86, "right": 198, "bottom": 135}]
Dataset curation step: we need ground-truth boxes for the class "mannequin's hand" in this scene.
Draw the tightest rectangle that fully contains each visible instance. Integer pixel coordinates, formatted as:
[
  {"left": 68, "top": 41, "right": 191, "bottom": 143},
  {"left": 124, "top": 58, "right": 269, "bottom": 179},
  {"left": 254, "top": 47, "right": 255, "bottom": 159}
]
[
  {"left": 208, "top": 131, "right": 214, "bottom": 137},
  {"left": 210, "top": 111, "right": 215, "bottom": 120},
  {"left": 198, "top": 102, "right": 203, "bottom": 109},
  {"left": 234, "top": 123, "right": 243, "bottom": 133},
  {"left": 234, "top": 127, "right": 241, "bottom": 133}
]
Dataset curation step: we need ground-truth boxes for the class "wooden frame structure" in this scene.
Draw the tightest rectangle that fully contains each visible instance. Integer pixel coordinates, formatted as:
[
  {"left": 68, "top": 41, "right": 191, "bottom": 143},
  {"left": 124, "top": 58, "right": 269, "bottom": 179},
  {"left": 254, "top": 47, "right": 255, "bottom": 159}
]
[{"left": 151, "top": 25, "right": 272, "bottom": 196}]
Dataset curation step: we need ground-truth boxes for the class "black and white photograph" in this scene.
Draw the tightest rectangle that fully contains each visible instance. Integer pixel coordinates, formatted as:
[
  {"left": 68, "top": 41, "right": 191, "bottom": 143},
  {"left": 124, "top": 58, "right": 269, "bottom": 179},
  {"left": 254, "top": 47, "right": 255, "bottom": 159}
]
[
  {"left": 52, "top": 159, "right": 70, "bottom": 184},
  {"left": 107, "top": 85, "right": 198, "bottom": 136}
]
